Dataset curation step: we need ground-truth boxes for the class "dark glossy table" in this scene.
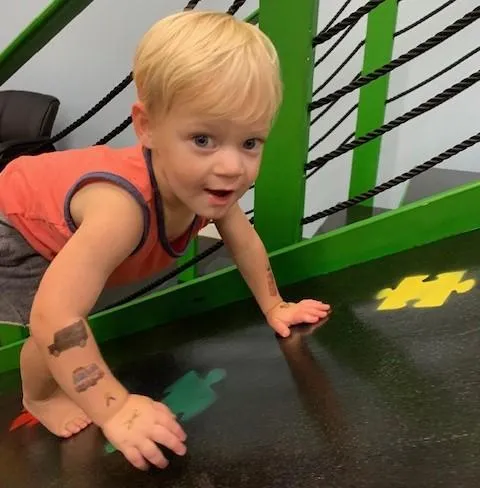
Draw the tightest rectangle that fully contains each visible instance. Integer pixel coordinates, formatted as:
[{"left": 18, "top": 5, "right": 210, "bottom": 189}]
[{"left": 0, "top": 230, "right": 479, "bottom": 487}]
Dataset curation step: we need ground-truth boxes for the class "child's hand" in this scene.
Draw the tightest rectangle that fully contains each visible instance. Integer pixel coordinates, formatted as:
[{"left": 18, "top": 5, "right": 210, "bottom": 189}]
[
  {"left": 266, "top": 300, "right": 331, "bottom": 338},
  {"left": 101, "top": 394, "right": 187, "bottom": 471}
]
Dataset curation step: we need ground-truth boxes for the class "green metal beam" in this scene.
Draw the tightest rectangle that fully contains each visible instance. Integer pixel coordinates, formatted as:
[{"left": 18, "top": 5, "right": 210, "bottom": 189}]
[
  {"left": 0, "top": 324, "right": 27, "bottom": 348},
  {"left": 254, "top": 0, "right": 319, "bottom": 252},
  {"left": 245, "top": 8, "right": 259, "bottom": 24},
  {"left": 349, "top": 0, "right": 399, "bottom": 206},
  {"left": 0, "top": 0, "right": 94, "bottom": 85},
  {"left": 1, "top": 180, "right": 479, "bottom": 373}
]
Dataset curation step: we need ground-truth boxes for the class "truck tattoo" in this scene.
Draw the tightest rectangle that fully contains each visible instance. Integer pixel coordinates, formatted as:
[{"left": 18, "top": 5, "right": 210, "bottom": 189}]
[{"left": 48, "top": 321, "right": 88, "bottom": 356}]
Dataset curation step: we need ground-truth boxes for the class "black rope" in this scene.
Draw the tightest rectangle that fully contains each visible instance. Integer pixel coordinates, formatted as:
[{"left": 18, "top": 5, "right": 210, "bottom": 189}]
[
  {"left": 395, "top": 0, "right": 457, "bottom": 37},
  {"left": 315, "top": 23, "right": 357, "bottom": 68},
  {"left": 184, "top": 0, "right": 203, "bottom": 9},
  {"left": 310, "top": 73, "right": 361, "bottom": 126},
  {"left": 94, "top": 116, "right": 132, "bottom": 146},
  {"left": 387, "top": 45, "right": 480, "bottom": 104},
  {"left": 310, "top": 5, "right": 480, "bottom": 110},
  {"left": 306, "top": 131, "right": 354, "bottom": 180},
  {"left": 227, "top": 0, "right": 247, "bottom": 15},
  {"left": 313, "top": 0, "right": 387, "bottom": 46},
  {"left": 320, "top": 0, "right": 354, "bottom": 33},
  {"left": 306, "top": 68, "right": 480, "bottom": 171},
  {"left": 314, "top": 0, "right": 410, "bottom": 69},
  {"left": 313, "top": 41, "right": 365, "bottom": 96},
  {"left": 308, "top": 103, "right": 358, "bottom": 152},
  {"left": 302, "top": 130, "right": 480, "bottom": 225},
  {"left": 50, "top": 73, "right": 133, "bottom": 144}
]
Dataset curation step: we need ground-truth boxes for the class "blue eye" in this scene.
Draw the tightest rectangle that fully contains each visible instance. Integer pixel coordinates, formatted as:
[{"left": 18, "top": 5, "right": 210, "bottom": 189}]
[
  {"left": 244, "top": 138, "right": 261, "bottom": 150},
  {"left": 193, "top": 135, "right": 210, "bottom": 147}
]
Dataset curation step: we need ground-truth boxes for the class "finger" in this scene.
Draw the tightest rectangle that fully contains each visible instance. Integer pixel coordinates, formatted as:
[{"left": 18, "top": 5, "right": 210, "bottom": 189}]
[
  {"left": 306, "top": 306, "right": 330, "bottom": 318},
  {"left": 151, "top": 424, "right": 187, "bottom": 456},
  {"left": 302, "top": 299, "right": 330, "bottom": 310},
  {"left": 310, "top": 303, "right": 331, "bottom": 312},
  {"left": 123, "top": 446, "right": 150, "bottom": 471},
  {"left": 139, "top": 440, "right": 169, "bottom": 469},
  {"left": 155, "top": 410, "right": 187, "bottom": 441},
  {"left": 300, "top": 313, "right": 321, "bottom": 323},
  {"left": 271, "top": 319, "right": 291, "bottom": 338}
]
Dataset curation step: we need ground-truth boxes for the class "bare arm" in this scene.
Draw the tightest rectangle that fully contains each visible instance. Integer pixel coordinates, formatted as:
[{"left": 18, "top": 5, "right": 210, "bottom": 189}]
[
  {"left": 215, "top": 204, "right": 284, "bottom": 316},
  {"left": 29, "top": 182, "right": 144, "bottom": 427}
]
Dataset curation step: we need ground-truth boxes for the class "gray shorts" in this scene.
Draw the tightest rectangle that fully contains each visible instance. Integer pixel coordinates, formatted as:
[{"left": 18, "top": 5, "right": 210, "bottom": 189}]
[{"left": 0, "top": 213, "right": 49, "bottom": 326}]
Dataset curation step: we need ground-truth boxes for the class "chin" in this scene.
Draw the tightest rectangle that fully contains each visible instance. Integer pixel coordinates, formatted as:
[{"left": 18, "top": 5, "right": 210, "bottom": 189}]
[{"left": 197, "top": 205, "right": 231, "bottom": 221}]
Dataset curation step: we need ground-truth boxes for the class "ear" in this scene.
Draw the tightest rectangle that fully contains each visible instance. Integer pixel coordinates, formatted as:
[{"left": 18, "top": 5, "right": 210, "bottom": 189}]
[{"left": 131, "top": 101, "right": 154, "bottom": 148}]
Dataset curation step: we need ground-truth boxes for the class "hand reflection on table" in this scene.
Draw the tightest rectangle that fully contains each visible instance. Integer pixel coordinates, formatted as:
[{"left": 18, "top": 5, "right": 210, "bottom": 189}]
[{"left": 276, "top": 318, "right": 357, "bottom": 479}]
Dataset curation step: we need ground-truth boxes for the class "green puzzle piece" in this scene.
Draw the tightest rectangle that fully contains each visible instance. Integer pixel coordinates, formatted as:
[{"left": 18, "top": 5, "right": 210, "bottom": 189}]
[{"left": 104, "top": 368, "right": 226, "bottom": 455}]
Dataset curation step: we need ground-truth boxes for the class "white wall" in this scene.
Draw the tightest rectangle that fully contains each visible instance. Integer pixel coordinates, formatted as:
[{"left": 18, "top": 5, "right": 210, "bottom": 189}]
[{"left": 2, "top": 0, "right": 479, "bottom": 240}]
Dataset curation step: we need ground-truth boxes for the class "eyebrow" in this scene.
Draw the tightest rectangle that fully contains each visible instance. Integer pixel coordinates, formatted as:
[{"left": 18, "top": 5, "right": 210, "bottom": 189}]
[{"left": 184, "top": 120, "right": 268, "bottom": 136}]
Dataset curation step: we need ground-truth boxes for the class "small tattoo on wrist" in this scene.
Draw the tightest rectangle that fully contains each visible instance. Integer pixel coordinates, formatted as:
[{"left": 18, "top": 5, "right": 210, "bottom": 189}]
[
  {"left": 105, "top": 393, "right": 116, "bottom": 407},
  {"left": 72, "top": 363, "right": 104, "bottom": 393},
  {"left": 48, "top": 319, "right": 88, "bottom": 357},
  {"left": 125, "top": 410, "right": 140, "bottom": 430},
  {"left": 279, "top": 302, "right": 290, "bottom": 309}
]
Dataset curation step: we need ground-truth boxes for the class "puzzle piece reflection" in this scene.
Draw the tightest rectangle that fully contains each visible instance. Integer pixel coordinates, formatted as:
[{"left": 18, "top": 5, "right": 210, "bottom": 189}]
[{"left": 104, "top": 368, "right": 226, "bottom": 454}]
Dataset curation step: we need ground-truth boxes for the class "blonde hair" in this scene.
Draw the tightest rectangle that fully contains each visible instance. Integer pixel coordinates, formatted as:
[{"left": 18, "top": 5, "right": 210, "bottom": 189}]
[{"left": 133, "top": 10, "right": 282, "bottom": 126}]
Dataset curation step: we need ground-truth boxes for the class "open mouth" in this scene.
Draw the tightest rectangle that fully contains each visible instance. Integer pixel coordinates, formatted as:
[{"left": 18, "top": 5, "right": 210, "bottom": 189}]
[{"left": 206, "top": 189, "right": 234, "bottom": 198}]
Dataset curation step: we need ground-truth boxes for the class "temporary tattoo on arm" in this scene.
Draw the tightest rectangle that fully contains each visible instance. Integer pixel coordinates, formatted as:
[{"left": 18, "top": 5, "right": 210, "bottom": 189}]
[
  {"left": 105, "top": 393, "right": 116, "bottom": 407},
  {"left": 125, "top": 410, "right": 140, "bottom": 430},
  {"left": 72, "top": 363, "right": 105, "bottom": 393},
  {"left": 266, "top": 265, "right": 277, "bottom": 297},
  {"left": 48, "top": 319, "right": 88, "bottom": 357}
]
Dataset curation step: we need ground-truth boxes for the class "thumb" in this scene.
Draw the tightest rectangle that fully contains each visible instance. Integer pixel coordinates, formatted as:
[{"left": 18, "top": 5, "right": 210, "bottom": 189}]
[{"left": 270, "top": 318, "right": 291, "bottom": 338}]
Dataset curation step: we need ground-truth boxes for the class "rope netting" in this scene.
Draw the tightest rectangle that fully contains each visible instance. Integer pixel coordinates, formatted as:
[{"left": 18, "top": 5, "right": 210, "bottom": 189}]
[{"left": 307, "top": 2, "right": 480, "bottom": 183}]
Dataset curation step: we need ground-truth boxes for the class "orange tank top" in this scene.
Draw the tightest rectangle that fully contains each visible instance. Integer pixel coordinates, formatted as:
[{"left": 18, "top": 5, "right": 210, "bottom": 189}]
[{"left": 0, "top": 144, "right": 207, "bottom": 287}]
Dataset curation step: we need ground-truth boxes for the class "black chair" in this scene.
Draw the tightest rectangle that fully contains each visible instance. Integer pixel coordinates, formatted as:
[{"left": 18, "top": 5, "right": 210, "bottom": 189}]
[{"left": 0, "top": 90, "right": 60, "bottom": 171}]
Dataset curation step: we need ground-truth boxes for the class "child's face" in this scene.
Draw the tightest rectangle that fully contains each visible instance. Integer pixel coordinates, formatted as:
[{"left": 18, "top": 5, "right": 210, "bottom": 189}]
[{"left": 135, "top": 102, "right": 270, "bottom": 220}]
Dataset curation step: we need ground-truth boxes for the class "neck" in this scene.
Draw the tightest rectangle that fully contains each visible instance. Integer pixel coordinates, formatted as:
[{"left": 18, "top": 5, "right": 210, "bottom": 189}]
[{"left": 149, "top": 148, "right": 195, "bottom": 234}]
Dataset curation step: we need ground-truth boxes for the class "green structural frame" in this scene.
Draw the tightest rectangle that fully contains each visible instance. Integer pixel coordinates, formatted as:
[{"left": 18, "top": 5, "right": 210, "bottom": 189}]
[
  {"left": 349, "top": 0, "right": 399, "bottom": 205},
  {"left": 1, "top": 180, "right": 479, "bottom": 373},
  {"left": 254, "top": 0, "right": 319, "bottom": 252},
  {"left": 0, "top": 0, "right": 94, "bottom": 85}
]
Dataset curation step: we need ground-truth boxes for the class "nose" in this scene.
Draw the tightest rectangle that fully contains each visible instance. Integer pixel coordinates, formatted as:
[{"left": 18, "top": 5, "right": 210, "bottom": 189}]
[{"left": 213, "top": 148, "right": 244, "bottom": 178}]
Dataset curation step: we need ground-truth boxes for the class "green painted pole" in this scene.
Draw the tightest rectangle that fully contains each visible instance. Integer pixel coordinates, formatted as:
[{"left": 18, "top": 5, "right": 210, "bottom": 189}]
[
  {"left": 0, "top": 0, "right": 94, "bottom": 85},
  {"left": 348, "top": 0, "right": 399, "bottom": 206},
  {"left": 254, "top": 0, "right": 319, "bottom": 252},
  {"left": 177, "top": 238, "right": 198, "bottom": 283}
]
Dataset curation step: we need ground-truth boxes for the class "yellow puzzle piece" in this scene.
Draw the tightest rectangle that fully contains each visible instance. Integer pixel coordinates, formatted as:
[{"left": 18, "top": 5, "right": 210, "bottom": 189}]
[{"left": 376, "top": 271, "right": 475, "bottom": 310}]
